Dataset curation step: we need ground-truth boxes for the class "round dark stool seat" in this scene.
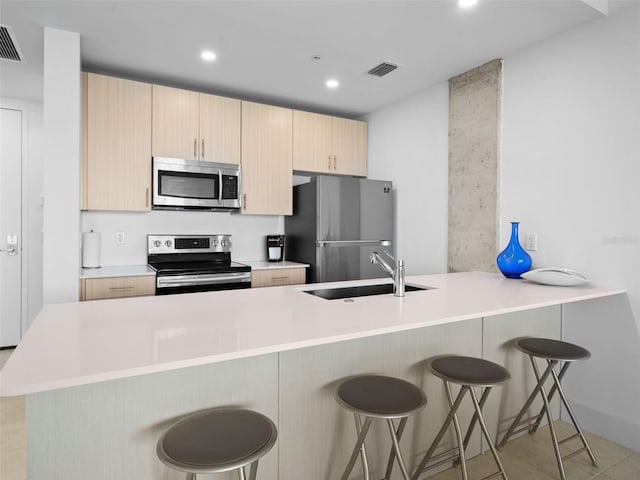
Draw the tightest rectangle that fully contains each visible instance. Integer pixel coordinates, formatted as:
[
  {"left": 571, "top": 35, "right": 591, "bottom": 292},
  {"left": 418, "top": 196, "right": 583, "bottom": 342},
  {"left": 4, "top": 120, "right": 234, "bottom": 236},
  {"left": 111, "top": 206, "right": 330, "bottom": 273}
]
[
  {"left": 430, "top": 355, "right": 511, "bottom": 386},
  {"left": 157, "top": 407, "right": 277, "bottom": 479},
  {"left": 337, "top": 374, "right": 427, "bottom": 418},
  {"left": 336, "top": 374, "right": 426, "bottom": 480},
  {"left": 516, "top": 337, "right": 591, "bottom": 362},
  {"left": 413, "top": 356, "right": 510, "bottom": 480}
]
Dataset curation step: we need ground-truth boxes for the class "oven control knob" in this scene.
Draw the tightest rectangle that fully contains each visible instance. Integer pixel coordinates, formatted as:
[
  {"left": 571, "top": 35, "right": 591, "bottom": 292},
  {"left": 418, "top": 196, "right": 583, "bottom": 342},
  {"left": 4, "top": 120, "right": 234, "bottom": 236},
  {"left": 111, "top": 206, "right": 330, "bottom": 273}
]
[
  {"left": 153, "top": 240, "right": 162, "bottom": 248},
  {"left": 165, "top": 240, "right": 172, "bottom": 248},
  {"left": 213, "top": 240, "right": 219, "bottom": 247},
  {"left": 222, "top": 240, "right": 227, "bottom": 247}
]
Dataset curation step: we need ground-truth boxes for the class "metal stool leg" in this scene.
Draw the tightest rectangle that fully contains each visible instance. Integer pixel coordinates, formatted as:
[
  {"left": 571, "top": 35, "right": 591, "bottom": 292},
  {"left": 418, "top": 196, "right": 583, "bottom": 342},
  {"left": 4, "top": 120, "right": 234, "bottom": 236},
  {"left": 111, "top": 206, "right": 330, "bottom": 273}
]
[
  {"left": 549, "top": 366, "right": 598, "bottom": 466},
  {"left": 382, "top": 417, "right": 408, "bottom": 480},
  {"left": 447, "top": 383, "right": 469, "bottom": 480},
  {"left": 468, "top": 387, "right": 509, "bottom": 480},
  {"left": 499, "top": 360, "right": 556, "bottom": 448},
  {"left": 529, "top": 357, "right": 566, "bottom": 479},
  {"left": 386, "top": 417, "right": 413, "bottom": 480},
  {"left": 238, "top": 466, "right": 247, "bottom": 480},
  {"left": 341, "top": 415, "right": 373, "bottom": 480},
  {"left": 247, "top": 460, "right": 260, "bottom": 480},
  {"left": 529, "top": 362, "right": 570, "bottom": 434},
  {"left": 460, "top": 386, "right": 492, "bottom": 452},
  {"left": 411, "top": 384, "right": 468, "bottom": 480}
]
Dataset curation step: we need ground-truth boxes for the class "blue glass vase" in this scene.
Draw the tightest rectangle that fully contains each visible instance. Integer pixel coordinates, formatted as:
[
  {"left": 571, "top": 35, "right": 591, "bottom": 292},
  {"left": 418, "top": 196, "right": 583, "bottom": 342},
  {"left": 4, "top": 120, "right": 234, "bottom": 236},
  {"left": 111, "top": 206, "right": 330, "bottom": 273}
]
[{"left": 497, "top": 222, "right": 532, "bottom": 279}]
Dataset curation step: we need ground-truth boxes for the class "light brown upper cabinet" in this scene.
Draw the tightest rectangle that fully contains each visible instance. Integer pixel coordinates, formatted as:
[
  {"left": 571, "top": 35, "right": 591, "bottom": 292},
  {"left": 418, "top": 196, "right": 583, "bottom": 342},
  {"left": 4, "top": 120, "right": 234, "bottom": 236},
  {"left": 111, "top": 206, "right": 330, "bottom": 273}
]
[
  {"left": 293, "top": 110, "right": 367, "bottom": 177},
  {"left": 152, "top": 85, "right": 240, "bottom": 164},
  {"left": 82, "top": 73, "right": 152, "bottom": 211},
  {"left": 241, "top": 101, "right": 293, "bottom": 215}
]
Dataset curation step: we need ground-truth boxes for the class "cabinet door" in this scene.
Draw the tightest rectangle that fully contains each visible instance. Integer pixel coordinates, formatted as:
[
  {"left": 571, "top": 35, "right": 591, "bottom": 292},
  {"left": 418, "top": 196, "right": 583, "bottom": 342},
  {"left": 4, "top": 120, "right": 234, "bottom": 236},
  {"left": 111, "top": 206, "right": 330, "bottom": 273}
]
[
  {"left": 241, "top": 101, "right": 293, "bottom": 215},
  {"left": 199, "top": 93, "right": 241, "bottom": 164},
  {"left": 333, "top": 117, "right": 368, "bottom": 177},
  {"left": 81, "top": 276, "right": 155, "bottom": 301},
  {"left": 292, "top": 110, "right": 333, "bottom": 173},
  {"left": 251, "top": 268, "right": 306, "bottom": 287},
  {"left": 86, "top": 73, "right": 152, "bottom": 211},
  {"left": 152, "top": 85, "right": 199, "bottom": 160}
]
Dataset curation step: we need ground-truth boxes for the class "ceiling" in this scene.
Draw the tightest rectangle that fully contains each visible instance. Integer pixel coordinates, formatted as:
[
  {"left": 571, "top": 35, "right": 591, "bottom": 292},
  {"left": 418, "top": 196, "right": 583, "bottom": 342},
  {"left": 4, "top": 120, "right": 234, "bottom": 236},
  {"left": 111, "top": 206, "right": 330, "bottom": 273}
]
[{"left": 0, "top": 1, "right": 605, "bottom": 118}]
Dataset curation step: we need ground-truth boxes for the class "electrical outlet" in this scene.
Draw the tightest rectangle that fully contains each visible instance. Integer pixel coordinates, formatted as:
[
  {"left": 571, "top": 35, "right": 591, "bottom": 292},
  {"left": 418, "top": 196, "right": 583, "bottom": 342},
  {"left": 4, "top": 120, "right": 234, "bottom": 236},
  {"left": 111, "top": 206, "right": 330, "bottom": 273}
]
[
  {"left": 525, "top": 233, "right": 537, "bottom": 251},
  {"left": 116, "top": 231, "right": 125, "bottom": 245}
]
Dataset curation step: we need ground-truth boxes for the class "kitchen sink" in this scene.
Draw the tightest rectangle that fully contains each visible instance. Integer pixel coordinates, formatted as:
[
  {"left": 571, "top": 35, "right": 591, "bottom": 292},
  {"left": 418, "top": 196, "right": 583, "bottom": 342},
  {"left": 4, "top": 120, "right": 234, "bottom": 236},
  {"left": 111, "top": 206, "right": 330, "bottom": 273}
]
[{"left": 303, "top": 283, "right": 432, "bottom": 300}]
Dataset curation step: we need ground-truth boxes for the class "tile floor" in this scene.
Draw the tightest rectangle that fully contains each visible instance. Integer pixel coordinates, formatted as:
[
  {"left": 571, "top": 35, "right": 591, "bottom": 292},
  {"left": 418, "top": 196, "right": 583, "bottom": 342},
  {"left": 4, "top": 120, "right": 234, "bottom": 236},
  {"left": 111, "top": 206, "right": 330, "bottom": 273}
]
[{"left": 1, "top": 348, "right": 638, "bottom": 480}]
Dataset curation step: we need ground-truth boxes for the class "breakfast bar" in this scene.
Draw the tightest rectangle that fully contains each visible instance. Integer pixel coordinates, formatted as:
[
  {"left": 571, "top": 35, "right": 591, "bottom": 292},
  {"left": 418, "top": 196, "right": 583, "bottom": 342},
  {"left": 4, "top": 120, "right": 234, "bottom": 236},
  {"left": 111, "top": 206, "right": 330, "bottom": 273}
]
[{"left": 0, "top": 272, "right": 625, "bottom": 480}]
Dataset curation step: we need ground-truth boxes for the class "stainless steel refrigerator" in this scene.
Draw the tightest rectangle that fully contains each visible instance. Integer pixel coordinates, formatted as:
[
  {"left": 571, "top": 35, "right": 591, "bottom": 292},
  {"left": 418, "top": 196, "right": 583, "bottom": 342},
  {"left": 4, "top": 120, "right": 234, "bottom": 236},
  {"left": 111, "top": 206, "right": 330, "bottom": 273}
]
[{"left": 285, "top": 176, "right": 394, "bottom": 283}]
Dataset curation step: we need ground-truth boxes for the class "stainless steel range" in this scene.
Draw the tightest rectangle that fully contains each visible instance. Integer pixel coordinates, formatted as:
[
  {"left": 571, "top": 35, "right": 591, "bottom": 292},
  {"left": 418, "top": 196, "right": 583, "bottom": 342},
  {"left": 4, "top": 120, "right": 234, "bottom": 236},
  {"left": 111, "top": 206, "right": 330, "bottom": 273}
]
[{"left": 147, "top": 234, "right": 251, "bottom": 295}]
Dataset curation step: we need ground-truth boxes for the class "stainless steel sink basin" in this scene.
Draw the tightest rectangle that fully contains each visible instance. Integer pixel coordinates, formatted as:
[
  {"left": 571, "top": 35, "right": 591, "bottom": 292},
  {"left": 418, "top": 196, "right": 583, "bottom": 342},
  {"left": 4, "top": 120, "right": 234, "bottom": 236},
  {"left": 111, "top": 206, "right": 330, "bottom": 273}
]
[{"left": 303, "top": 283, "right": 431, "bottom": 300}]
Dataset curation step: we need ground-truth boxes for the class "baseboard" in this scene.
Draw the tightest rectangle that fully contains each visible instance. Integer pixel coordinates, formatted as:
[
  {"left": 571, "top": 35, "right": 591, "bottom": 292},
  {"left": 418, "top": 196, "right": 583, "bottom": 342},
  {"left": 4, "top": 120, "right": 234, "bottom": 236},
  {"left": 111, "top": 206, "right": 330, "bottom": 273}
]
[{"left": 563, "top": 401, "right": 640, "bottom": 451}]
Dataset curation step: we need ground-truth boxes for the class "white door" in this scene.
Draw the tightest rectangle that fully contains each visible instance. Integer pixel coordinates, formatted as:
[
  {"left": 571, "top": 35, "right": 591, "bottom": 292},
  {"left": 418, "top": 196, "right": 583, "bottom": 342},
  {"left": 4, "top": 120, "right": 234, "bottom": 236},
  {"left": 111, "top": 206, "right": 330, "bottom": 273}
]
[{"left": 0, "top": 107, "right": 22, "bottom": 347}]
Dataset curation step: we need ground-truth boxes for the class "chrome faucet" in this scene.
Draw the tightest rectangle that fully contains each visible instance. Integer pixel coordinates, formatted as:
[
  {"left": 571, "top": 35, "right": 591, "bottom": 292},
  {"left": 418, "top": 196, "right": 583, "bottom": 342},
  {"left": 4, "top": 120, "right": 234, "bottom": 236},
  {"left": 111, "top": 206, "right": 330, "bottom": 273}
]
[{"left": 370, "top": 251, "right": 405, "bottom": 297}]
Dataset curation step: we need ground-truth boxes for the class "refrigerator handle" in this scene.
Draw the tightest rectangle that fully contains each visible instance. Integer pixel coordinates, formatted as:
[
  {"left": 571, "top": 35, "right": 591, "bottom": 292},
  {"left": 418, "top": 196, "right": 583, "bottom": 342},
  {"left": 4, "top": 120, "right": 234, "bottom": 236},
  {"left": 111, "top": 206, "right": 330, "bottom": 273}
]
[{"left": 316, "top": 240, "right": 392, "bottom": 247}]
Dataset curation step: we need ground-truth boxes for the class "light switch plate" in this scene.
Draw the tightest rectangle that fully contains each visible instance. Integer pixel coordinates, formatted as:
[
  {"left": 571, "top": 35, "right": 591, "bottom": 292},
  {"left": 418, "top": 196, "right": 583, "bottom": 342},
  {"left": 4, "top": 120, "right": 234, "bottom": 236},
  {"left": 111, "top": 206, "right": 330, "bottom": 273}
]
[{"left": 116, "top": 231, "right": 125, "bottom": 245}]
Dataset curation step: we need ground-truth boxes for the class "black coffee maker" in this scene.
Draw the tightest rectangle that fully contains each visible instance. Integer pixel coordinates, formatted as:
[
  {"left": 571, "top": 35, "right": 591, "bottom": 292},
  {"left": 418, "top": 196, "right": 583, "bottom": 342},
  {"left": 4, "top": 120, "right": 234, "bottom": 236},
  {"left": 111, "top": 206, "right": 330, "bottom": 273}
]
[{"left": 266, "top": 235, "right": 285, "bottom": 262}]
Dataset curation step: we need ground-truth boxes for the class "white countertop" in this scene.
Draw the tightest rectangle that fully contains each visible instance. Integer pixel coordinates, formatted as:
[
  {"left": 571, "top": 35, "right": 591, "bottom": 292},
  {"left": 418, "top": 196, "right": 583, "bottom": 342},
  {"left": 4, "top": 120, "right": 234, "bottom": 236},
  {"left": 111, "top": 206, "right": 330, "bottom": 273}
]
[
  {"left": 241, "top": 260, "right": 309, "bottom": 270},
  {"left": 0, "top": 272, "right": 624, "bottom": 396},
  {"left": 80, "top": 265, "right": 155, "bottom": 279}
]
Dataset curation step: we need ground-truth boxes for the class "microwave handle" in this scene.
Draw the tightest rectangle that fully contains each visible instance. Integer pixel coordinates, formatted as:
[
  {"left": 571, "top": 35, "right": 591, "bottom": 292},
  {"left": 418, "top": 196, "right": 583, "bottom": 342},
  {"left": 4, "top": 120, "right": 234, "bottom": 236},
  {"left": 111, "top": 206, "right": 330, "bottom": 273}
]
[{"left": 218, "top": 169, "right": 223, "bottom": 202}]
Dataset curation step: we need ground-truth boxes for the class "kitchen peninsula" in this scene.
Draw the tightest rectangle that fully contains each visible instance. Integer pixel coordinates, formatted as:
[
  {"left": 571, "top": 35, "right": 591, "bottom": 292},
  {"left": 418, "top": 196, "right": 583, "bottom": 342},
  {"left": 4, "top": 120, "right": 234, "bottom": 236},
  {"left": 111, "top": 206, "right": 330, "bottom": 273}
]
[{"left": 0, "top": 272, "right": 625, "bottom": 480}]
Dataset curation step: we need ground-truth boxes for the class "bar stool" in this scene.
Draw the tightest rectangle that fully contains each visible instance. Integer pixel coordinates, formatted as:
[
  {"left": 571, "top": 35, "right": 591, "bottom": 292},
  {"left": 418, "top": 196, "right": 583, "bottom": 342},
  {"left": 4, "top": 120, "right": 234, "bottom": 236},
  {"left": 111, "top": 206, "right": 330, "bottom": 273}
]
[
  {"left": 336, "top": 374, "right": 427, "bottom": 480},
  {"left": 499, "top": 338, "right": 597, "bottom": 479},
  {"left": 412, "top": 356, "right": 510, "bottom": 480},
  {"left": 156, "top": 407, "right": 277, "bottom": 480}
]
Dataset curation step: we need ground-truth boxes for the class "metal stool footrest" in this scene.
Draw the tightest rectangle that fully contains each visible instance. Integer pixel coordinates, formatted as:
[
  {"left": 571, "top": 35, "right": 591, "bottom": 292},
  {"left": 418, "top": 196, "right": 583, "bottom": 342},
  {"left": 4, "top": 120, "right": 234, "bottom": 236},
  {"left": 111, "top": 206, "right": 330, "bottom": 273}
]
[
  {"left": 562, "top": 446, "right": 588, "bottom": 462},
  {"left": 415, "top": 447, "right": 460, "bottom": 472}
]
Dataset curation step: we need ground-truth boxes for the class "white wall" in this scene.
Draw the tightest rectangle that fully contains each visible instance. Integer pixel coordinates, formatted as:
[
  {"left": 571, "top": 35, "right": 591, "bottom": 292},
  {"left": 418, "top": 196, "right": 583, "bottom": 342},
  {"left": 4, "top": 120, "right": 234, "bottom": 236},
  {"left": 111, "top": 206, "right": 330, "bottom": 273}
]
[
  {"left": 365, "top": 83, "right": 449, "bottom": 275},
  {"left": 501, "top": 2, "right": 640, "bottom": 449},
  {"left": 43, "top": 28, "right": 80, "bottom": 304},
  {"left": 81, "top": 211, "right": 283, "bottom": 265}
]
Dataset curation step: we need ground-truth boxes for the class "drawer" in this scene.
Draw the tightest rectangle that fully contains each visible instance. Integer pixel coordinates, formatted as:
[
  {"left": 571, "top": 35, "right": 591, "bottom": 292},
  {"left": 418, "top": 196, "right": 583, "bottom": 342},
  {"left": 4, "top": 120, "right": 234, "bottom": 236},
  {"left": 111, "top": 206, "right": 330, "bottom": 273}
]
[
  {"left": 80, "top": 276, "right": 156, "bottom": 301},
  {"left": 251, "top": 268, "right": 306, "bottom": 288}
]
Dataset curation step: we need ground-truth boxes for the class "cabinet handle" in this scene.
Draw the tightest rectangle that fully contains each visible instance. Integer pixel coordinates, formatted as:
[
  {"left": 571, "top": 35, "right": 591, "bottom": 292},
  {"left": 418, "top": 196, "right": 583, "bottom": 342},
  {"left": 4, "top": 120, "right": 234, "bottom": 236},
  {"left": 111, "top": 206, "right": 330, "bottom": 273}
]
[
  {"left": 243, "top": 193, "right": 247, "bottom": 210},
  {"left": 108, "top": 286, "right": 134, "bottom": 291},
  {"left": 194, "top": 138, "right": 197, "bottom": 158},
  {"left": 272, "top": 276, "right": 289, "bottom": 280},
  {"left": 328, "top": 155, "right": 332, "bottom": 170},
  {"left": 145, "top": 188, "right": 149, "bottom": 208},
  {"left": 333, "top": 155, "right": 337, "bottom": 170},
  {"left": 202, "top": 139, "right": 205, "bottom": 159}
]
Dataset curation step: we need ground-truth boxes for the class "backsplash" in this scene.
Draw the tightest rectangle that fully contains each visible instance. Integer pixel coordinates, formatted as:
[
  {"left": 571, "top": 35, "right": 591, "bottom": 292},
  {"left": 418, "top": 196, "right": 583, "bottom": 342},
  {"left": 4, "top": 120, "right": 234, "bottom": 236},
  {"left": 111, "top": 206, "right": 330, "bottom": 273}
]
[{"left": 81, "top": 210, "right": 283, "bottom": 265}]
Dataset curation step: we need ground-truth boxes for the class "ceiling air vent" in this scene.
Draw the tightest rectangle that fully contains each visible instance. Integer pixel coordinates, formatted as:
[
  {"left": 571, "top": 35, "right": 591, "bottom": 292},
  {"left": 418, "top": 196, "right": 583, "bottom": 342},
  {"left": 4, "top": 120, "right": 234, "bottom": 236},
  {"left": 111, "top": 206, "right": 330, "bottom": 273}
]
[
  {"left": 367, "top": 62, "right": 398, "bottom": 77},
  {"left": 0, "top": 25, "right": 24, "bottom": 62}
]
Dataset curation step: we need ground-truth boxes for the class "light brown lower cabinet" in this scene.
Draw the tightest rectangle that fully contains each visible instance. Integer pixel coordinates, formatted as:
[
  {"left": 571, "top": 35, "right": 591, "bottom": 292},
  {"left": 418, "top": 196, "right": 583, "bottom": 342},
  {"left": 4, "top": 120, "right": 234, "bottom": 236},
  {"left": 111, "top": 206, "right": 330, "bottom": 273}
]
[
  {"left": 80, "top": 276, "right": 156, "bottom": 301},
  {"left": 251, "top": 268, "right": 306, "bottom": 288}
]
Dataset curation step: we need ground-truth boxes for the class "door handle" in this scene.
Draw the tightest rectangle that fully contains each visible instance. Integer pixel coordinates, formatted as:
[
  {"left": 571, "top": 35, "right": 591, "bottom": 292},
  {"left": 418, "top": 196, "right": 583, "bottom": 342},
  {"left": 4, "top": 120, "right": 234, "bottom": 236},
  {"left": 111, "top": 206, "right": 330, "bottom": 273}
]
[{"left": 0, "top": 248, "right": 17, "bottom": 255}]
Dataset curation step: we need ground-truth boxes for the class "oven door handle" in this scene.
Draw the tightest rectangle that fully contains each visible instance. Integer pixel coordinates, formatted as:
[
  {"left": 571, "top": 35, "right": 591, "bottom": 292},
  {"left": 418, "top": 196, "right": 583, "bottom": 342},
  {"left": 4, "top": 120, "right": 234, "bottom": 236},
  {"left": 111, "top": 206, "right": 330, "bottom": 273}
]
[
  {"left": 218, "top": 169, "right": 223, "bottom": 202},
  {"left": 156, "top": 272, "right": 251, "bottom": 288}
]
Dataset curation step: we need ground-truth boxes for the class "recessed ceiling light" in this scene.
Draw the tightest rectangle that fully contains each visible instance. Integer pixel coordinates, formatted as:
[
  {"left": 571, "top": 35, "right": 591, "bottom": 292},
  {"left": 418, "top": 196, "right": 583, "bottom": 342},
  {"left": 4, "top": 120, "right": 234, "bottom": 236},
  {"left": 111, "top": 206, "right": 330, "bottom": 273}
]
[
  {"left": 326, "top": 79, "right": 339, "bottom": 89},
  {"left": 458, "top": 0, "right": 478, "bottom": 7},
  {"left": 201, "top": 50, "right": 217, "bottom": 62}
]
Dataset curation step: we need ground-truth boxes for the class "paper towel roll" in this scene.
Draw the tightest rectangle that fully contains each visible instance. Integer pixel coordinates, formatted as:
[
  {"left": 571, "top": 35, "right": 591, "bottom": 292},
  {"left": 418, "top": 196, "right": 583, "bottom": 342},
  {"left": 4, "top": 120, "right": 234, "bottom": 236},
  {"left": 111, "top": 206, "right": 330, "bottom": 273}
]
[{"left": 82, "top": 230, "right": 101, "bottom": 268}]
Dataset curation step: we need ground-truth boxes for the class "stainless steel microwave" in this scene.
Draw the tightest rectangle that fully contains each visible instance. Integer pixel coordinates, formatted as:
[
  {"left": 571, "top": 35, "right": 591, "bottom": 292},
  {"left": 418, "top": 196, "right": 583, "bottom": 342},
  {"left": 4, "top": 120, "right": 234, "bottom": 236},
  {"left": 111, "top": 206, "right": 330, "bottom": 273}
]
[{"left": 152, "top": 157, "right": 241, "bottom": 211}]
